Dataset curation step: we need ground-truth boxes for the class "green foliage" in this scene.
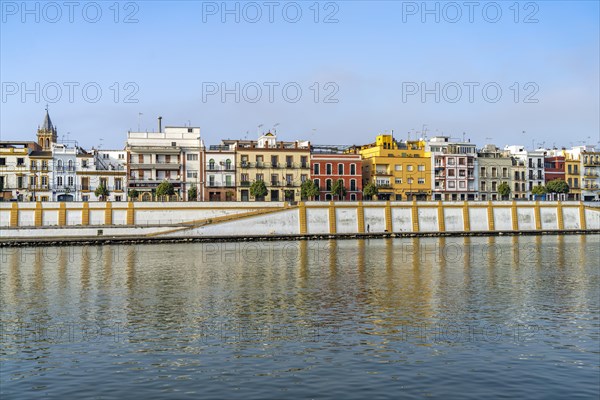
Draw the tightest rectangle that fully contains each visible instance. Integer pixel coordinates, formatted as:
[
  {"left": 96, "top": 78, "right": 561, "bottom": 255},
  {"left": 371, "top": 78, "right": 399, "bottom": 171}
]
[
  {"left": 156, "top": 181, "right": 175, "bottom": 197},
  {"left": 545, "top": 179, "right": 569, "bottom": 194},
  {"left": 94, "top": 184, "right": 109, "bottom": 201},
  {"left": 497, "top": 182, "right": 511, "bottom": 199},
  {"left": 531, "top": 185, "right": 547, "bottom": 195},
  {"left": 331, "top": 179, "right": 347, "bottom": 200},
  {"left": 188, "top": 185, "right": 198, "bottom": 201},
  {"left": 250, "top": 180, "right": 268, "bottom": 199},
  {"left": 128, "top": 189, "right": 139, "bottom": 200},
  {"left": 363, "top": 182, "right": 378, "bottom": 200},
  {"left": 301, "top": 180, "right": 319, "bottom": 200}
]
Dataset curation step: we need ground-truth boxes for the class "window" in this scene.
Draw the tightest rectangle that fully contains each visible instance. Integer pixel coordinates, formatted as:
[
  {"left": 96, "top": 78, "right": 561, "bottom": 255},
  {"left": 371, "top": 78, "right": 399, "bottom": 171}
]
[
  {"left": 57, "top": 176, "right": 63, "bottom": 186},
  {"left": 448, "top": 181, "right": 455, "bottom": 188},
  {"left": 187, "top": 154, "right": 198, "bottom": 161},
  {"left": 118, "top": 154, "right": 124, "bottom": 159},
  {"left": 448, "top": 169, "right": 455, "bottom": 177},
  {"left": 326, "top": 163, "right": 332, "bottom": 175},
  {"left": 225, "top": 159, "right": 232, "bottom": 169},
  {"left": 103, "top": 154, "right": 109, "bottom": 159},
  {"left": 82, "top": 160, "right": 88, "bottom": 168},
  {"left": 301, "top": 156, "right": 308, "bottom": 168},
  {"left": 350, "top": 179, "right": 356, "bottom": 191},
  {"left": 115, "top": 196, "right": 122, "bottom": 202},
  {"left": 286, "top": 156, "right": 293, "bottom": 168},
  {"left": 338, "top": 164, "right": 344, "bottom": 175},
  {"left": 68, "top": 160, "right": 73, "bottom": 171},
  {"left": 418, "top": 165, "right": 425, "bottom": 172},
  {"left": 209, "top": 175, "right": 215, "bottom": 186},
  {"left": 256, "top": 174, "right": 263, "bottom": 181},
  {"left": 187, "top": 171, "right": 198, "bottom": 179},
  {"left": 17, "top": 158, "right": 24, "bottom": 166},
  {"left": 326, "top": 179, "right": 332, "bottom": 191},
  {"left": 314, "top": 179, "right": 320, "bottom": 189},
  {"left": 313, "top": 163, "right": 320, "bottom": 175},
  {"left": 271, "top": 174, "right": 279, "bottom": 185},
  {"left": 241, "top": 174, "right": 249, "bottom": 182},
  {"left": 395, "top": 165, "right": 402, "bottom": 171},
  {"left": 0, "top": 158, "right": 5, "bottom": 166},
  {"left": 448, "top": 158, "right": 455, "bottom": 166},
  {"left": 271, "top": 155, "right": 278, "bottom": 167},
  {"left": 100, "top": 178, "right": 107, "bottom": 188},
  {"left": 407, "top": 165, "right": 414, "bottom": 172},
  {"left": 407, "top": 178, "right": 413, "bottom": 184},
  {"left": 418, "top": 178, "right": 425, "bottom": 184},
  {"left": 459, "top": 170, "right": 466, "bottom": 177},
  {"left": 115, "top": 178, "right": 122, "bottom": 191},
  {"left": 395, "top": 178, "right": 402, "bottom": 184},
  {"left": 286, "top": 174, "right": 293, "bottom": 185},
  {"left": 459, "top": 181, "right": 465, "bottom": 189},
  {"left": 42, "top": 176, "right": 48, "bottom": 186},
  {"left": 208, "top": 159, "right": 215, "bottom": 169},
  {"left": 350, "top": 164, "right": 356, "bottom": 175},
  {"left": 31, "top": 161, "right": 37, "bottom": 170},
  {"left": 301, "top": 174, "right": 307, "bottom": 182}
]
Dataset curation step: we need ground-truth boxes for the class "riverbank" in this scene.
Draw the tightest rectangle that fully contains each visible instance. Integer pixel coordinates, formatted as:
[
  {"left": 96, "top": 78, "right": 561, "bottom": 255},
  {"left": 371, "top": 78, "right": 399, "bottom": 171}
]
[{"left": 2, "top": 229, "right": 598, "bottom": 248}]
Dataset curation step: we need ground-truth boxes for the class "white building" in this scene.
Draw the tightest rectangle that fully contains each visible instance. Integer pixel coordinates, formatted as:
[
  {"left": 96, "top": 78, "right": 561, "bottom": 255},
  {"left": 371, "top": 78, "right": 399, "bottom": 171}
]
[
  {"left": 204, "top": 143, "right": 236, "bottom": 201},
  {"left": 126, "top": 123, "right": 203, "bottom": 201},
  {"left": 427, "top": 136, "right": 478, "bottom": 201},
  {"left": 77, "top": 149, "right": 128, "bottom": 202},
  {"left": 505, "top": 145, "right": 546, "bottom": 199}
]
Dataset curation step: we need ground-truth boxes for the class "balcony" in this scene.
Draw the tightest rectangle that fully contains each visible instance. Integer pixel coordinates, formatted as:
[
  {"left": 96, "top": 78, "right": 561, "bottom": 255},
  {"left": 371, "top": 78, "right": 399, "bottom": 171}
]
[
  {"left": 240, "top": 181, "right": 251, "bottom": 187},
  {"left": 270, "top": 180, "right": 280, "bottom": 186},
  {"left": 129, "top": 162, "right": 180, "bottom": 170},
  {"left": 207, "top": 182, "right": 235, "bottom": 188},
  {"left": 374, "top": 171, "right": 391, "bottom": 176}
]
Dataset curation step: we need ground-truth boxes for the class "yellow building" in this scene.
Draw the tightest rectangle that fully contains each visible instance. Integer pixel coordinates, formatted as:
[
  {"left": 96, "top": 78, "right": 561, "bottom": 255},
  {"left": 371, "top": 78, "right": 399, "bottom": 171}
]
[
  {"left": 564, "top": 152, "right": 581, "bottom": 200},
  {"left": 358, "top": 134, "right": 431, "bottom": 201},
  {"left": 224, "top": 133, "right": 310, "bottom": 202}
]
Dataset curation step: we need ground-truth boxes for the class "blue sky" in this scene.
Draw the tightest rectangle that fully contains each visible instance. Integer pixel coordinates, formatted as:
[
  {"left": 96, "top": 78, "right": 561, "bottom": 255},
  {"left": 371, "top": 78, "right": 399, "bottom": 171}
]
[{"left": 1, "top": 0, "right": 599, "bottom": 149}]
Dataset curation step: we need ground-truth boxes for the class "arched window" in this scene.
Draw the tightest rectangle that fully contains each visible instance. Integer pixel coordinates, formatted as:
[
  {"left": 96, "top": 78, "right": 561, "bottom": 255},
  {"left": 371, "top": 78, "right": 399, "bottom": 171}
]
[
  {"left": 208, "top": 159, "right": 215, "bottom": 169},
  {"left": 45, "top": 138, "right": 49, "bottom": 148},
  {"left": 68, "top": 160, "right": 73, "bottom": 171},
  {"left": 57, "top": 160, "right": 63, "bottom": 170},
  {"left": 326, "top": 179, "right": 332, "bottom": 191},
  {"left": 225, "top": 159, "right": 232, "bottom": 170},
  {"left": 350, "top": 179, "right": 356, "bottom": 191}
]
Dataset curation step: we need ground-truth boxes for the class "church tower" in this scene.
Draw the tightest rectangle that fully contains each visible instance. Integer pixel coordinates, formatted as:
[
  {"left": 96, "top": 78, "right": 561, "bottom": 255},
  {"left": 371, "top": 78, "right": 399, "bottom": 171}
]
[{"left": 37, "top": 108, "right": 57, "bottom": 150}]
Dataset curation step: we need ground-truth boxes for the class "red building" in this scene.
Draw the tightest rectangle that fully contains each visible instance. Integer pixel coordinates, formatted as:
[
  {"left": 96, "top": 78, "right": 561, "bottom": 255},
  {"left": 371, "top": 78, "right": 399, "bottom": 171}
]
[
  {"left": 544, "top": 155, "right": 565, "bottom": 183},
  {"left": 310, "top": 149, "right": 362, "bottom": 201}
]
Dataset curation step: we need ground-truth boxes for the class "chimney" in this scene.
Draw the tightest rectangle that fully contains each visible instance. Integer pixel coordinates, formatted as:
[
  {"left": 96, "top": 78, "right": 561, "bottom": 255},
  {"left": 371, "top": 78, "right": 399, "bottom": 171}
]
[{"left": 158, "top": 116, "right": 162, "bottom": 133}]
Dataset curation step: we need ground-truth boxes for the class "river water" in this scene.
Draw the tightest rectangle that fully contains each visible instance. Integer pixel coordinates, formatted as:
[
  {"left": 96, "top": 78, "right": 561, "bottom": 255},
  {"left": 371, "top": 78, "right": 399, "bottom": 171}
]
[{"left": 1, "top": 235, "right": 599, "bottom": 399}]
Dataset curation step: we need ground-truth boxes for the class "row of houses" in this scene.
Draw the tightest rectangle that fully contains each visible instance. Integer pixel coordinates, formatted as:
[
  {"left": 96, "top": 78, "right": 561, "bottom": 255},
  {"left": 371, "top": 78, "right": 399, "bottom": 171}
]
[{"left": 1, "top": 111, "right": 599, "bottom": 202}]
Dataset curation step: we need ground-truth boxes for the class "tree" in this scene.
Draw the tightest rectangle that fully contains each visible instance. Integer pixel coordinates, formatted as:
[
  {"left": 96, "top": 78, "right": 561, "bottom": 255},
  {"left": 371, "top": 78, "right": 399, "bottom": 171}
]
[
  {"left": 284, "top": 189, "right": 295, "bottom": 202},
  {"left": 546, "top": 179, "right": 569, "bottom": 194},
  {"left": 128, "top": 189, "right": 139, "bottom": 201},
  {"left": 331, "top": 179, "right": 347, "bottom": 200},
  {"left": 156, "top": 181, "right": 175, "bottom": 197},
  {"left": 250, "top": 180, "right": 267, "bottom": 200},
  {"left": 95, "top": 184, "right": 110, "bottom": 201},
  {"left": 363, "top": 182, "right": 378, "bottom": 200},
  {"left": 301, "top": 179, "right": 319, "bottom": 201},
  {"left": 531, "top": 185, "right": 547, "bottom": 196},
  {"left": 497, "top": 182, "right": 511, "bottom": 200},
  {"left": 188, "top": 184, "right": 198, "bottom": 201}
]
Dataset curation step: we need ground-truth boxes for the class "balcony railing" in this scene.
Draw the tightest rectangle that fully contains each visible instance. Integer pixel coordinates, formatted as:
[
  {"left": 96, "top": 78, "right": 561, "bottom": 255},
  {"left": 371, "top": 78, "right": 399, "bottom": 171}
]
[{"left": 207, "top": 182, "right": 235, "bottom": 188}]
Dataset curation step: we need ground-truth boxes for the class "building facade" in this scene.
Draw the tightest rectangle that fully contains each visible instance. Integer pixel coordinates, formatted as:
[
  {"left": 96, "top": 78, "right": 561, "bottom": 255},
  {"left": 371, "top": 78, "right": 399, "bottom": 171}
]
[
  {"left": 231, "top": 133, "right": 310, "bottom": 202},
  {"left": 477, "top": 144, "right": 512, "bottom": 200},
  {"left": 204, "top": 143, "right": 236, "bottom": 201},
  {"left": 126, "top": 126, "right": 202, "bottom": 201},
  {"left": 310, "top": 149, "right": 362, "bottom": 201},
  {"left": 428, "top": 137, "right": 477, "bottom": 201},
  {"left": 358, "top": 135, "right": 431, "bottom": 201}
]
